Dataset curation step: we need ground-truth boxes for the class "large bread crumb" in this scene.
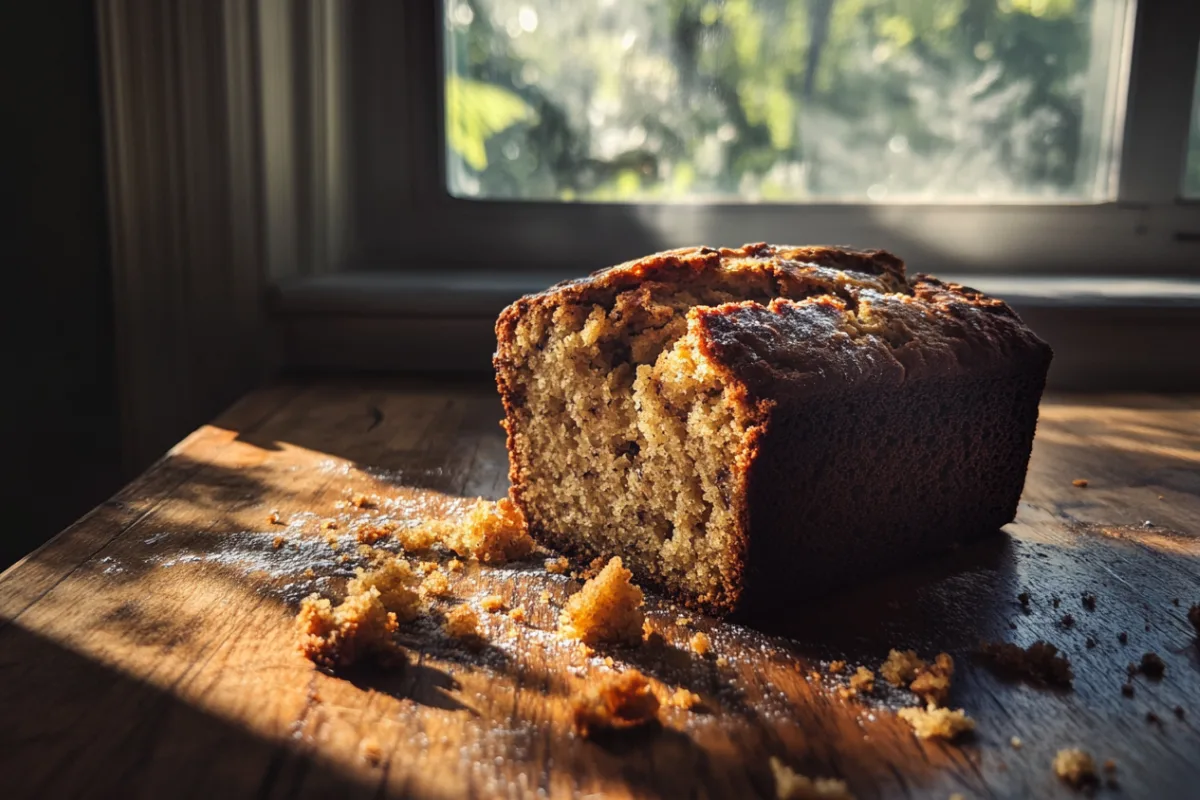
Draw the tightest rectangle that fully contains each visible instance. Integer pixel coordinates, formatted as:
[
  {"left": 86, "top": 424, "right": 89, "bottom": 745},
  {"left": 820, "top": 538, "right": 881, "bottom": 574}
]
[
  {"left": 558, "top": 557, "right": 645, "bottom": 646},
  {"left": 444, "top": 604, "right": 481, "bottom": 643},
  {"left": 880, "top": 649, "right": 925, "bottom": 686},
  {"left": 769, "top": 757, "right": 855, "bottom": 799},
  {"left": 1053, "top": 748, "right": 1096, "bottom": 787},
  {"left": 978, "top": 640, "right": 1073, "bottom": 686},
  {"left": 408, "top": 497, "right": 535, "bottom": 563},
  {"left": 909, "top": 653, "right": 954, "bottom": 706},
  {"left": 897, "top": 704, "right": 975, "bottom": 740},
  {"left": 572, "top": 669, "right": 660, "bottom": 737},
  {"left": 346, "top": 560, "right": 420, "bottom": 622},
  {"left": 296, "top": 588, "right": 399, "bottom": 669}
]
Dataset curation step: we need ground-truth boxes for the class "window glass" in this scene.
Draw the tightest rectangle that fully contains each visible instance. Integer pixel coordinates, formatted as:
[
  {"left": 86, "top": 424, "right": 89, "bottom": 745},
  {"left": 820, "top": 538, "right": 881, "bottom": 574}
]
[
  {"left": 1185, "top": 46, "right": 1200, "bottom": 198},
  {"left": 444, "top": 0, "right": 1130, "bottom": 202}
]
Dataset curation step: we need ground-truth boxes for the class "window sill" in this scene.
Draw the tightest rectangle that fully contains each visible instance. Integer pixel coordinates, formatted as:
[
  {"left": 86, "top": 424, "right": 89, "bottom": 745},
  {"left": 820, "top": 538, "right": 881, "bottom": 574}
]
[{"left": 272, "top": 271, "right": 1200, "bottom": 391}]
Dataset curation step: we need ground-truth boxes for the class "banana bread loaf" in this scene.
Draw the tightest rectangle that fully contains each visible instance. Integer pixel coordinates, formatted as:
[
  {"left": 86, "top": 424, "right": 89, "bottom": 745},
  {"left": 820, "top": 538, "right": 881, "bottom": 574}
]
[{"left": 494, "top": 244, "right": 1051, "bottom": 617}]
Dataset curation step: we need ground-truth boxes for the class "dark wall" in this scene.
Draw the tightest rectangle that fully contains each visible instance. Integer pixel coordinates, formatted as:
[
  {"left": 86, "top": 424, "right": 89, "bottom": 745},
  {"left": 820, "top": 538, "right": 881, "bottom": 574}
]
[{"left": 2, "top": 4, "right": 122, "bottom": 569}]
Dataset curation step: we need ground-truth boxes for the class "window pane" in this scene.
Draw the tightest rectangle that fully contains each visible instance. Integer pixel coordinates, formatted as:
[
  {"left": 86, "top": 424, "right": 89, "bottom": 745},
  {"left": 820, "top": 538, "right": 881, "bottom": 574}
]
[
  {"left": 1185, "top": 48, "right": 1200, "bottom": 198},
  {"left": 444, "top": 0, "right": 1130, "bottom": 203}
]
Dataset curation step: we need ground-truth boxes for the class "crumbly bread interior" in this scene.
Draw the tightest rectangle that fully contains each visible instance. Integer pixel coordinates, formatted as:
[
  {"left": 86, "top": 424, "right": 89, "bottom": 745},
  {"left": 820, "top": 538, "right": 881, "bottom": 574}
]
[{"left": 507, "top": 273, "right": 791, "bottom": 604}]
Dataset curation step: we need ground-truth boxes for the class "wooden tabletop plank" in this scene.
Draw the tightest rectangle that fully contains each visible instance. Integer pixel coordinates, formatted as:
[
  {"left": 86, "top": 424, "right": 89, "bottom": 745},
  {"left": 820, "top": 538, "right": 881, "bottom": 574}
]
[{"left": 1, "top": 378, "right": 1198, "bottom": 799}]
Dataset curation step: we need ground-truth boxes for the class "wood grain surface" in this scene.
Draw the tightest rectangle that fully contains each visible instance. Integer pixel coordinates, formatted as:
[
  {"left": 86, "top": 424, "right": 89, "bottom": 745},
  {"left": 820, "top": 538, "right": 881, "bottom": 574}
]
[{"left": 1, "top": 378, "right": 1198, "bottom": 799}]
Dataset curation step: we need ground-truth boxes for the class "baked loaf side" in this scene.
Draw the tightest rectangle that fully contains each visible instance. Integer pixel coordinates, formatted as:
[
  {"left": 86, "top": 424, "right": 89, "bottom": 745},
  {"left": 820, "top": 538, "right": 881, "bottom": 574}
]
[{"left": 495, "top": 244, "right": 1051, "bottom": 616}]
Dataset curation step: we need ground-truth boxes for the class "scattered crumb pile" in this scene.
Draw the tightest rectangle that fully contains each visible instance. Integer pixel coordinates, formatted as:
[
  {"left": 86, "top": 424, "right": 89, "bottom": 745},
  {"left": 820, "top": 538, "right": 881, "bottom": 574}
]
[
  {"left": 977, "top": 640, "right": 1073, "bottom": 687},
  {"left": 558, "top": 557, "right": 646, "bottom": 646},
  {"left": 897, "top": 704, "right": 975, "bottom": 740},
  {"left": 909, "top": 653, "right": 954, "bottom": 706},
  {"left": 572, "top": 669, "right": 660, "bottom": 737},
  {"left": 406, "top": 497, "right": 536, "bottom": 563},
  {"left": 880, "top": 649, "right": 925, "bottom": 687},
  {"left": 1053, "top": 748, "right": 1096, "bottom": 788},
  {"left": 666, "top": 687, "right": 703, "bottom": 710},
  {"left": 296, "top": 561, "right": 424, "bottom": 669},
  {"left": 841, "top": 667, "right": 875, "bottom": 699},
  {"left": 768, "top": 756, "right": 856, "bottom": 800},
  {"left": 880, "top": 649, "right": 955, "bottom": 705}
]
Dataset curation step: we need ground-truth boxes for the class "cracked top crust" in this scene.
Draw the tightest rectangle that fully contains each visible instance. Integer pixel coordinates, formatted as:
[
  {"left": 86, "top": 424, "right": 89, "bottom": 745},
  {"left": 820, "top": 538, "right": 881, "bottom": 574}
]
[{"left": 496, "top": 243, "right": 1052, "bottom": 403}]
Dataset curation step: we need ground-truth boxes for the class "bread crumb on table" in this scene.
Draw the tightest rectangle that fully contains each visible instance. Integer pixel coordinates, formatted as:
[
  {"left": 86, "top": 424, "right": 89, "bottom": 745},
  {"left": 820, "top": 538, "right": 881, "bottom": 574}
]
[
  {"left": 296, "top": 588, "right": 399, "bottom": 670},
  {"left": 977, "top": 640, "right": 1073, "bottom": 687},
  {"left": 558, "top": 557, "right": 645, "bottom": 646},
  {"left": 408, "top": 497, "right": 536, "bottom": 564},
  {"left": 447, "top": 558, "right": 463, "bottom": 572},
  {"left": 347, "top": 560, "right": 421, "bottom": 622},
  {"left": 508, "top": 605, "right": 527, "bottom": 622},
  {"left": 827, "top": 660, "right": 846, "bottom": 674},
  {"left": 910, "top": 653, "right": 954, "bottom": 707},
  {"left": 267, "top": 510, "right": 283, "bottom": 525},
  {"left": 1139, "top": 652, "right": 1165, "bottom": 678},
  {"left": 768, "top": 756, "right": 855, "bottom": 800},
  {"left": 690, "top": 632, "right": 712, "bottom": 656},
  {"left": 444, "top": 604, "right": 481, "bottom": 643},
  {"left": 272, "top": 535, "right": 285, "bottom": 550},
  {"left": 420, "top": 570, "right": 451, "bottom": 598},
  {"left": 481, "top": 594, "right": 505, "bottom": 613},
  {"left": 1072, "top": 479, "right": 1088, "bottom": 488},
  {"left": 880, "top": 649, "right": 925, "bottom": 686},
  {"left": 1010, "top": 736, "right": 1023, "bottom": 749},
  {"left": 665, "top": 686, "right": 703, "bottom": 710},
  {"left": 897, "top": 704, "right": 975, "bottom": 740},
  {"left": 545, "top": 556, "right": 570, "bottom": 574},
  {"left": 1053, "top": 748, "right": 1096, "bottom": 788},
  {"left": 572, "top": 669, "right": 660, "bottom": 737}
]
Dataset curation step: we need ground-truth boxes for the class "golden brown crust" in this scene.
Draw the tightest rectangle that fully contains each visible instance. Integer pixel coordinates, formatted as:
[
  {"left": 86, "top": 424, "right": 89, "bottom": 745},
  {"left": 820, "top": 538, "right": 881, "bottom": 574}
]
[{"left": 496, "top": 244, "right": 1052, "bottom": 617}]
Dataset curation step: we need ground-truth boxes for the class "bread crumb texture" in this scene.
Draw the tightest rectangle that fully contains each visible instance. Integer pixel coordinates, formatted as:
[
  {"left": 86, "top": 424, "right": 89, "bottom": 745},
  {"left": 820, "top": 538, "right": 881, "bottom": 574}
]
[
  {"left": 978, "top": 640, "right": 1073, "bottom": 686},
  {"left": 880, "top": 649, "right": 925, "bottom": 686},
  {"left": 665, "top": 686, "right": 703, "bottom": 710},
  {"left": 296, "top": 560, "right": 425, "bottom": 668},
  {"left": 444, "top": 604, "right": 481, "bottom": 642},
  {"left": 848, "top": 666, "right": 875, "bottom": 695},
  {"left": 769, "top": 757, "right": 856, "bottom": 800},
  {"left": 897, "top": 704, "right": 975, "bottom": 740},
  {"left": 406, "top": 497, "right": 535, "bottom": 564},
  {"left": 572, "top": 669, "right": 660, "bottom": 737},
  {"left": 909, "top": 653, "right": 954, "bottom": 706},
  {"left": 420, "top": 570, "right": 451, "bottom": 598},
  {"left": 1053, "top": 748, "right": 1097, "bottom": 787},
  {"left": 558, "top": 557, "right": 646, "bottom": 646}
]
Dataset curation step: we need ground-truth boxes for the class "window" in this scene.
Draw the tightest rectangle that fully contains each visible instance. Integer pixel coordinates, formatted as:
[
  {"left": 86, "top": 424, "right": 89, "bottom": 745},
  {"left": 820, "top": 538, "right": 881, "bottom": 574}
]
[
  {"left": 445, "top": 0, "right": 1131, "bottom": 203},
  {"left": 1186, "top": 45, "right": 1200, "bottom": 198}
]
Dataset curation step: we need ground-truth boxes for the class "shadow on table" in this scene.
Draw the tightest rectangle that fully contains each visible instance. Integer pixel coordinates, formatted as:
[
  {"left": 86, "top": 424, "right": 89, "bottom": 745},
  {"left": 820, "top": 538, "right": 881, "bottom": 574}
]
[{"left": 0, "top": 621, "right": 381, "bottom": 799}]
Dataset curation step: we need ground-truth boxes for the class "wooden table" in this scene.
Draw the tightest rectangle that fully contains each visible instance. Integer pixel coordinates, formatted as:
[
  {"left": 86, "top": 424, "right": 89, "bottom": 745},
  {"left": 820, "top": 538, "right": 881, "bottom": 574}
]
[{"left": 2, "top": 378, "right": 1198, "bottom": 799}]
